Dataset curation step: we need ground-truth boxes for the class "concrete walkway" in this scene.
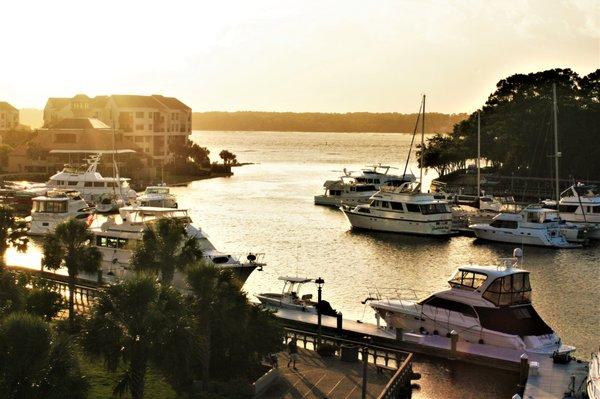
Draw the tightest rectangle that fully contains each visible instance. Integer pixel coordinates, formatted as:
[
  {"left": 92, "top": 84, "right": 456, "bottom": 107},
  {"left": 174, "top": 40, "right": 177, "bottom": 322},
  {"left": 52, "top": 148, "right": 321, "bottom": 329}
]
[{"left": 261, "top": 348, "right": 392, "bottom": 399}]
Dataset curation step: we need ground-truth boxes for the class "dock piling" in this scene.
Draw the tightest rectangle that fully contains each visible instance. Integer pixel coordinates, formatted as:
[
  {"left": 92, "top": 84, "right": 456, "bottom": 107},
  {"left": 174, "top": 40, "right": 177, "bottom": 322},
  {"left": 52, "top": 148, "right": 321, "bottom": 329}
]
[
  {"left": 450, "top": 330, "right": 458, "bottom": 356},
  {"left": 517, "top": 353, "right": 529, "bottom": 394}
]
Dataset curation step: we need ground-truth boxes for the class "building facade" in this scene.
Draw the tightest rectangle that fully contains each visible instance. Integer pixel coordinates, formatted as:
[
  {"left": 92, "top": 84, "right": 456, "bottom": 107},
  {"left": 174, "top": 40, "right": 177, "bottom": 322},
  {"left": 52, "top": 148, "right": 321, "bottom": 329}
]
[
  {"left": 43, "top": 94, "right": 191, "bottom": 164},
  {"left": 0, "top": 101, "right": 19, "bottom": 131}
]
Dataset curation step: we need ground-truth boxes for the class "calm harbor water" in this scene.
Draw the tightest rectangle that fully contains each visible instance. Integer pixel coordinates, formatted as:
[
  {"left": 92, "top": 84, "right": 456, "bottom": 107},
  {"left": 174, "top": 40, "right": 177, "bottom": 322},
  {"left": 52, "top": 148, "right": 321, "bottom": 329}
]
[{"left": 7, "top": 130, "right": 598, "bottom": 398}]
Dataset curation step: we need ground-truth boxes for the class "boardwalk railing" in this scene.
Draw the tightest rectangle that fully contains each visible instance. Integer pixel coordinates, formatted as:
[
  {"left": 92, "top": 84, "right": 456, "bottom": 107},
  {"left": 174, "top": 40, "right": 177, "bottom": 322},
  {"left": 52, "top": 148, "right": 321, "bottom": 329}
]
[{"left": 377, "top": 353, "right": 414, "bottom": 399}]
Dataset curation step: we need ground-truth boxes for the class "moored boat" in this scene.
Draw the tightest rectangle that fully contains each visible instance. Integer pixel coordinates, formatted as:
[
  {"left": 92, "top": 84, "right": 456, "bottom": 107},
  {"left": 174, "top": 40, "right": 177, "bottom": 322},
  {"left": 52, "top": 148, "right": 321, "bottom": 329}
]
[
  {"left": 29, "top": 190, "right": 94, "bottom": 236},
  {"left": 314, "top": 177, "right": 377, "bottom": 207},
  {"left": 256, "top": 276, "right": 337, "bottom": 316}
]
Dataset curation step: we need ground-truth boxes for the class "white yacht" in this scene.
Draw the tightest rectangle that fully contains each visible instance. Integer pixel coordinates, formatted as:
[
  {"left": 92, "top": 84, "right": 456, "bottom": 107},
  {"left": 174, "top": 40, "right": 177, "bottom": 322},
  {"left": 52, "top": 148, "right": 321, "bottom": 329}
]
[
  {"left": 29, "top": 190, "right": 94, "bottom": 236},
  {"left": 367, "top": 250, "right": 575, "bottom": 355},
  {"left": 557, "top": 184, "right": 600, "bottom": 239},
  {"left": 351, "top": 165, "right": 416, "bottom": 189},
  {"left": 314, "top": 177, "right": 378, "bottom": 207},
  {"left": 46, "top": 154, "right": 137, "bottom": 205},
  {"left": 136, "top": 185, "right": 178, "bottom": 208},
  {"left": 469, "top": 206, "right": 581, "bottom": 248},
  {"left": 89, "top": 206, "right": 263, "bottom": 285},
  {"left": 95, "top": 193, "right": 126, "bottom": 214},
  {"left": 342, "top": 182, "right": 454, "bottom": 236}
]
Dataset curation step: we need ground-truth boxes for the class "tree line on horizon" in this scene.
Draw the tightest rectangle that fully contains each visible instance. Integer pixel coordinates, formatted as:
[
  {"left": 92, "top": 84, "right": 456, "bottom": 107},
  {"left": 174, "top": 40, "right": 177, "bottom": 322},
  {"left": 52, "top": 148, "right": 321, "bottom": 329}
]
[
  {"left": 192, "top": 111, "right": 468, "bottom": 133},
  {"left": 419, "top": 68, "right": 600, "bottom": 181}
]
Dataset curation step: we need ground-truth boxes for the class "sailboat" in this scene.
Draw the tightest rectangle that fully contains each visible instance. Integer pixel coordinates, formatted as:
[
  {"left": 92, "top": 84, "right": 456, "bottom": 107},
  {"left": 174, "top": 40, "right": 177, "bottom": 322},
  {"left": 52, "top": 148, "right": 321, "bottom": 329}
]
[{"left": 95, "top": 121, "right": 129, "bottom": 213}]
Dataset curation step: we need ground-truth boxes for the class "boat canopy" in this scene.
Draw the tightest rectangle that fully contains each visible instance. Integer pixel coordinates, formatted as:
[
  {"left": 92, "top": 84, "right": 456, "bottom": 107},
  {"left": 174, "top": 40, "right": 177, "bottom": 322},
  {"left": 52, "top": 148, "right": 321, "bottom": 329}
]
[{"left": 278, "top": 276, "right": 312, "bottom": 283}]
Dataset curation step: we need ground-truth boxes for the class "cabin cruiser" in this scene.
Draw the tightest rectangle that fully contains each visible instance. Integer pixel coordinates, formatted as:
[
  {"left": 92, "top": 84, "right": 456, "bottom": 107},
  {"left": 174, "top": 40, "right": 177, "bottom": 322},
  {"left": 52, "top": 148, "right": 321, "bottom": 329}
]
[
  {"left": 136, "top": 185, "right": 177, "bottom": 208},
  {"left": 256, "top": 276, "right": 337, "bottom": 315},
  {"left": 29, "top": 190, "right": 94, "bottom": 235},
  {"left": 89, "top": 206, "right": 263, "bottom": 285},
  {"left": 0, "top": 182, "right": 48, "bottom": 213},
  {"left": 350, "top": 165, "right": 416, "bottom": 189},
  {"left": 46, "top": 154, "right": 136, "bottom": 205},
  {"left": 469, "top": 205, "right": 581, "bottom": 248},
  {"left": 367, "top": 249, "right": 575, "bottom": 355},
  {"left": 341, "top": 182, "right": 454, "bottom": 236},
  {"left": 556, "top": 184, "right": 600, "bottom": 239},
  {"left": 314, "top": 177, "right": 377, "bottom": 207},
  {"left": 95, "top": 193, "right": 126, "bottom": 214}
]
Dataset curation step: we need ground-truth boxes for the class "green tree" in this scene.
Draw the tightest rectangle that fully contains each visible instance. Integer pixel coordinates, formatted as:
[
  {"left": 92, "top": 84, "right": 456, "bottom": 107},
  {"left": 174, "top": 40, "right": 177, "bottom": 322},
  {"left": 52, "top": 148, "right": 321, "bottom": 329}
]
[
  {"left": 0, "top": 205, "right": 28, "bottom": 267},
  {"left": 0, "top": 313, "right": 88, "bottom": 399},
  {"left": 81, "top": 276, "right": 190, "bottom": 399},
  {"left": 41, "top": 218, "right": 101, "bottom": 331},
  {"left": 131, "top": 217, "right": 202, "bottom": 286}
]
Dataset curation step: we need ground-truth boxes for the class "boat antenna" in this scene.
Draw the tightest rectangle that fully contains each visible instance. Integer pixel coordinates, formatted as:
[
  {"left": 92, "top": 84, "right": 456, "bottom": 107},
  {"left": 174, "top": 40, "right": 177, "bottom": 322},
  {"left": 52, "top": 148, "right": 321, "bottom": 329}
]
[
  {"left": 552, "top": 83, "right": 561, "bottom": 209},
  {"left": 477, "top": 111, "right": 481, "bottom": 198},
  {"left": 402, "top": 97, "right": 424, "bottom": 180},
  {"left": 420, "top": 94, "right": 426, "bottom": 192},
  {"left": 112, "top": 117, "right": 125, "bottom": 203}
]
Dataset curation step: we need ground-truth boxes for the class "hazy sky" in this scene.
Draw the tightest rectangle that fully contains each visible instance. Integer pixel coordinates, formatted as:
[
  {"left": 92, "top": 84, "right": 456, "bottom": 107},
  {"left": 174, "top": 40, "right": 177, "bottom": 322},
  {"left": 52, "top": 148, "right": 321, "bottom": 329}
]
[{"left": 1, "top": 0, "right": 598, "bottom": 113}]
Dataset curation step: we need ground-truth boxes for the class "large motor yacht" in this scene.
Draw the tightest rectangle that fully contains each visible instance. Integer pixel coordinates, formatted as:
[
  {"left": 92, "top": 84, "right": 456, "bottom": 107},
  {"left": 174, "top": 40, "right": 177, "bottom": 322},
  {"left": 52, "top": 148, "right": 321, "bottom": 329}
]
[
  {"left": 46, "top": 154, "right": 137, "bottom": 205},
  {"left": 341, "top": 182, "right": 454, "bottom": 236},
  {"left": 469, "top": 205, "right": 581, "bottom": 248},
  {"left": 89, "top": 206, "right": 263, "bottom": 285},
  {"left": 136, "top": 185, "right": 178, "bottom": 208},
  {"left": 367, "top": 249, "right": 575, "bottom": 355},
  {"left": 557, "top": 184, "right": 600, "bottom": 239},
  {"left": 29, "top": 190, "right": 94, "bottom": 236},
  {"left": 350, "top": 165, "right": 416, "bottom": 189},
  {"left": 314, "top": 177, "right": 378, "bottom": 207}
]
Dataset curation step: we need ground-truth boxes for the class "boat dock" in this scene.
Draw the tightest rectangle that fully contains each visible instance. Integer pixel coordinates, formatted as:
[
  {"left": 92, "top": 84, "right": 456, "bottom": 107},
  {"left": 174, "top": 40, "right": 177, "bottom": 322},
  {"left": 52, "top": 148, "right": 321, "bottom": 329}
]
[{"left": 273, "top": 308, "right": 590, "bottom": 398}]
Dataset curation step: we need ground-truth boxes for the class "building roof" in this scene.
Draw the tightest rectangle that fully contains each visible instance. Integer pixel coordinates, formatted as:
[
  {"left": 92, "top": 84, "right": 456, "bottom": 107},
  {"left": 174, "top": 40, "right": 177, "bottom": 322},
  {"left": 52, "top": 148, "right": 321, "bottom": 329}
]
[
  {"left": 0, "top": 102, "right": 18, "bottom": 112},
  {"left": 47, "top": 118, "right": 111, "bottom": 130},
  {"left": 46, "top": 98, "right": 71, "bottom": 109},
  {"left": 152, "top": 95, "right": 191, "bottom": 111},
  {"left": 111, "top": 95, "right": 167, "bottom": 109}
]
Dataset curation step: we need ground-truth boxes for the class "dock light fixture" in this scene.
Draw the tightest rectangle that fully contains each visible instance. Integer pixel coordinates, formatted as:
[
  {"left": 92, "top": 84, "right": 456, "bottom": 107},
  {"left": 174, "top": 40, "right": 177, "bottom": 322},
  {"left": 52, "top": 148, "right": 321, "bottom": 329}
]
[{"left": 315, "top": 277, "right": 325, "bottom": 345}]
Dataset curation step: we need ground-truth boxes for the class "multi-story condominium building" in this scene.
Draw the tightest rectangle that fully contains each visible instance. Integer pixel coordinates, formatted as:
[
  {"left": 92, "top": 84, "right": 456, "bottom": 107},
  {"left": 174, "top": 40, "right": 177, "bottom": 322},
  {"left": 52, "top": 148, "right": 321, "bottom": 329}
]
[
  {"left": 0, "top": 101, "right": 19, "bottom": 131},
  {"left": 43, "top": 94, "right": 192, "bottom": 164}
]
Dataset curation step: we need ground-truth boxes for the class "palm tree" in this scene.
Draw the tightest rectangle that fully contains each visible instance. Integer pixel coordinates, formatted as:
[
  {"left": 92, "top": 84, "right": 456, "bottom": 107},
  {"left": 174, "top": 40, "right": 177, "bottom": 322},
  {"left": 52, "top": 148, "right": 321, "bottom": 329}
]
[
  {"left": 81, "top": 276, "right": 190, "bottom": 399},
  {"left": 0, "top": 313, "right": 88, "bottom": 399},
  {"left": 42, "top": 218, "right": 101, "bottom": 331},
  {"left": 0, "top": 205, "right": 28, "bottom": 267},
  {"left": 131, "top": 217, "right": 202, "bottom": 286},
  {"left": 186, "top": 262, "right": 247, "bottom": 391}
]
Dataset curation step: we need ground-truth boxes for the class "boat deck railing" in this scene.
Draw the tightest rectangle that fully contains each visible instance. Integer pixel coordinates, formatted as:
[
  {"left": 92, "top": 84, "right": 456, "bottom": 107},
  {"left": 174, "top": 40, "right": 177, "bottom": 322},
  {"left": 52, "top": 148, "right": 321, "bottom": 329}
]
[{"left": 364, "top": 286, "right": 428, "bottom": 305}]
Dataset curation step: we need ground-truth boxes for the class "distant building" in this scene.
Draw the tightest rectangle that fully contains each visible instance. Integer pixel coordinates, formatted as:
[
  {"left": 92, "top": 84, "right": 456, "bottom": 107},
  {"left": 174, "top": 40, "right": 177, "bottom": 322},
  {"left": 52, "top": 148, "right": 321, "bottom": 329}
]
[
  {"left": 8, "top": 117, "right": 149, "bottom": 178},
  {"left": 43, "top": 94, "right": 192, "bottom": 164},
  {"left": 0, "top": 101, "right": 19, "bottom": 131}
]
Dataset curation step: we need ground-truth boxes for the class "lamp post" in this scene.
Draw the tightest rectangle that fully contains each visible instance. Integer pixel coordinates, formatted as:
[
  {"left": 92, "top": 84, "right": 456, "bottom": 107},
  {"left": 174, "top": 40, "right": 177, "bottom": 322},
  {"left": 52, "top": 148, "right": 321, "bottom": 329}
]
[
  {"left": 315, "top": 277, "right": 325, "bottom": 347},
  {"left": 362, "top": 335, "right": 372, "bottom": 399}
]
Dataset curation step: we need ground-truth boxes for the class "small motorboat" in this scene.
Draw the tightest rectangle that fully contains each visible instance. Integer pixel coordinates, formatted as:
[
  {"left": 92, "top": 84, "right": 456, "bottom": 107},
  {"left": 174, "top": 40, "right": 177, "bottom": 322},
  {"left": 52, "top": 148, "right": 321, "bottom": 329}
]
[
  {"left": 256, "top": 276, "right": 337, "bottom": 315},
  {"left": 95, "top": 193, "right": 125, "bottom": 214}
]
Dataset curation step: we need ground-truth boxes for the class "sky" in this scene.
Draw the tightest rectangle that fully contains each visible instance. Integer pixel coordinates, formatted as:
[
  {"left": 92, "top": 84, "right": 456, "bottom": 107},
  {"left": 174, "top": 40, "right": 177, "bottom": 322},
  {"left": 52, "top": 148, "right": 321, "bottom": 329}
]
[{"left": 1, "top": 0, "right": 598, "bottom": 113}]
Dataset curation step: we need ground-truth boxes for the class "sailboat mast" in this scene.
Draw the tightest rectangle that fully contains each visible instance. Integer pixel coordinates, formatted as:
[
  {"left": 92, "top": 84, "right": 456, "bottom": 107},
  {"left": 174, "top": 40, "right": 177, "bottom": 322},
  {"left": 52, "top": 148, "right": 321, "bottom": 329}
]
[
  {"left": 420, "top": 94, "right": 426, "bottom": 192},
  {"left": 477, "top": 111, "right": 481, "bottom": 197},
  {"left": 553, "top": 83, "right": 560, "bottom": 204}
]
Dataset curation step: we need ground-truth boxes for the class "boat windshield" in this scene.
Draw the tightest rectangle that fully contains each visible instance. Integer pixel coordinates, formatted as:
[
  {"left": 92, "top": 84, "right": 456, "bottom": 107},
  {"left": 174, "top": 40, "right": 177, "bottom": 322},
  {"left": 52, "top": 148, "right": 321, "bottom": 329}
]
[
  {"left": 32, "top": 200, "right": 68, "bottom": 213},
  {"left": 146, "top": 187, "right": 170, "bottom": 195},
  {"left": 448, "top": 270, "right": 488, "bottom": 291},
  {"left": 482, "top": 272, "right": 532, "bottom": 307}
]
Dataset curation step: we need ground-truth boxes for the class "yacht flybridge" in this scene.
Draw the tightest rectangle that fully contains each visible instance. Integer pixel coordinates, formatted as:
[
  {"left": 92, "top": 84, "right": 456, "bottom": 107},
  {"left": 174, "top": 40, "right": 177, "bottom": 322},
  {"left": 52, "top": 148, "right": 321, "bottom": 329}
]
[
  {"left": 136, "top": 185, "right": 178, "bottom": 208},
  {"left": 469, "top": 205, "right": 582, "bottom": 248},
  {"left": 29, "top": 190, "right": 94, "bottom": 235},
  {"left": 46, "top": 153, "right": 137, "bottom": 205},
  {"left": 314, "top": 177, "right": 378, "bottom": 207},
  {"left": 367, "top": 249, "right": 575, "bottom": 355},
  {"left": 350, "top": 165, "right": 415, "bottom": 189},
  {"left": 557, "top": 184, "right": 600, "bottom": 239},
  {"left": 342, "top": 182, "right": 454, "bottom": 236},
  {"left": 89, "top": 206, "right": 264, "bottom": 285}
]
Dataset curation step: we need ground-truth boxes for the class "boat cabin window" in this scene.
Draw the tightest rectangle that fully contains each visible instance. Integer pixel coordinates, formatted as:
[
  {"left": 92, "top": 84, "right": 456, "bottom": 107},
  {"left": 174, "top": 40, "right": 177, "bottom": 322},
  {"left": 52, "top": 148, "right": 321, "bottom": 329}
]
[
  {"left": 33, "top": 200, "right": 67, "bottom": 213},
  {"left": 381, "top": 201, "right": 390, "bottom": 208},
  {"left": 558, "top": 204, "right": 578, "bottom": 213},
  {"left": 329, "top": 190, "right": 342, "bottom": 196},
  {"left": 420, "top": 203, "right": 450, "bottom": 215},
  {"left": 355, "top": 185, "right": 376, "bottom": 192},
  {"left": 482, "top": 272, "right": 531, "bottom": 307},
  {"left": 489, "top": 219, "right": 518, "bottom": 229},
  {"left": 373, "top": 179, "right": 380, "bottom": 184},
  {"left": 406, "top": 203, "right": 421, "bottom": 213},
  {"left": 449, "top": 270, "right": 488, "bottom": 290},
  {"left": 96, "top": 236, "right": 129, "bottom": 249},
  {"left": 371, "top": 200, "right": 380, "bottom": 207},
  {"left": 84, "top": 182, "right": 93, "bottom": 187},
  {"left": 420, "top": 296, "right": 477, "bottom": 318},
  {"left": 67, "top": 181, "right": 78, "bottom": 186},
  {"left": 106, "top": 182, "right": 118, "bottom": 188},
  {"left": 93, "top": 182, "right": 105, "bottom": 187},
  {"left": 390, "top": 202, "right": 404, "bottom": 211}
]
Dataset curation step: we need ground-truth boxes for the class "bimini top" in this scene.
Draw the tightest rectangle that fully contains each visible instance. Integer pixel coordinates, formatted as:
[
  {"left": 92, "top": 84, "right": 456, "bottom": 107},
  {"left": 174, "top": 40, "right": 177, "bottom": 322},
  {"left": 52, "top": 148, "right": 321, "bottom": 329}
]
[{"left": 278, "top": 276, "right": 312, "bottom": 284}]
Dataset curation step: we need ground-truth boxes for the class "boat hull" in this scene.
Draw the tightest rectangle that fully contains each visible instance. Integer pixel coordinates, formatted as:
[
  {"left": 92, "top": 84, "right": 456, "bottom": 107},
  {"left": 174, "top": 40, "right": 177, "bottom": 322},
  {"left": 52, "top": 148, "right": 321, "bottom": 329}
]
[
  {"left": 470, "top": 225, "right": 578, "bottom": 248},
  {"left": 342, "top": 209, "right": 454, "bottom": 236},
  {"left": 314, "top": 195, "right": 370, "bottom": 207}
]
